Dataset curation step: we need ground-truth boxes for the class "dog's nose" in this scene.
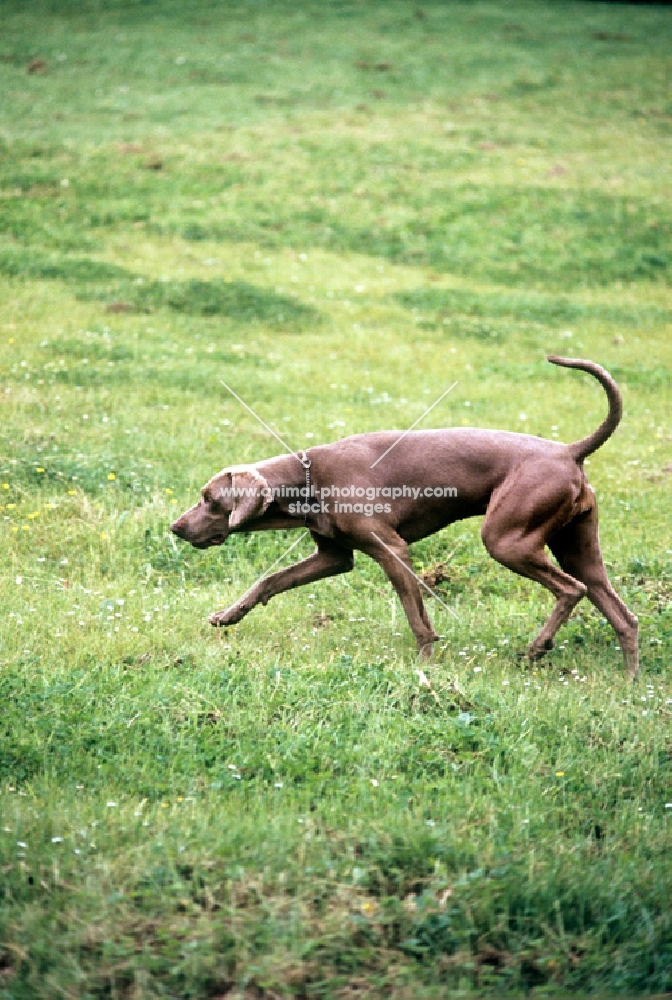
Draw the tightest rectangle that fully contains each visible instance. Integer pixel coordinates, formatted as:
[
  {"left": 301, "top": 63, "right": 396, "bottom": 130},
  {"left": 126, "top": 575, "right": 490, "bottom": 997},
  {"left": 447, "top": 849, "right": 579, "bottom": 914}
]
[{"left": 170, "top": 519, "right": 185, "bottom": 538}]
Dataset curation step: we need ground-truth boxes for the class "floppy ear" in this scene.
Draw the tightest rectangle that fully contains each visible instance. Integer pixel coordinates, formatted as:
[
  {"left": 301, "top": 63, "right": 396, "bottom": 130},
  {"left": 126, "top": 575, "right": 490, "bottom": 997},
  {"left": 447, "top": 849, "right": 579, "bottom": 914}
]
[{"left": 227, "top": 465, "right": 272, "bottom": 529}]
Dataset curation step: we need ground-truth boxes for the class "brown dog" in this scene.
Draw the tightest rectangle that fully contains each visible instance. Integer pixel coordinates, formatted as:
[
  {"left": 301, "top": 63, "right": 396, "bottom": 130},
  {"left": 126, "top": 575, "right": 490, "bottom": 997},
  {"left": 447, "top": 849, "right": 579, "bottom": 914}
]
[{"left": 171, "top": 357, "right": 638, "bottom": 676}]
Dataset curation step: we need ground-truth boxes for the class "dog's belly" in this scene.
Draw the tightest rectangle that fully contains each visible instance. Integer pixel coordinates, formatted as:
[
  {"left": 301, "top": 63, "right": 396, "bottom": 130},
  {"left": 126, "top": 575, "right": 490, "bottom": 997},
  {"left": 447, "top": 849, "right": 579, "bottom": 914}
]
[{"left": 396, "top": 495, "right": 489, "bottom": 544}]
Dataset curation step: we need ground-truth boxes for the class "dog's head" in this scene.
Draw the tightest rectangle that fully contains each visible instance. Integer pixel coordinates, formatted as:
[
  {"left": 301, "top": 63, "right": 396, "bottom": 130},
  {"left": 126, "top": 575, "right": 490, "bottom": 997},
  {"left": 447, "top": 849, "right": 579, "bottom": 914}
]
[{"left": 171, "top": 465, "right": 272, "bottom": 549}]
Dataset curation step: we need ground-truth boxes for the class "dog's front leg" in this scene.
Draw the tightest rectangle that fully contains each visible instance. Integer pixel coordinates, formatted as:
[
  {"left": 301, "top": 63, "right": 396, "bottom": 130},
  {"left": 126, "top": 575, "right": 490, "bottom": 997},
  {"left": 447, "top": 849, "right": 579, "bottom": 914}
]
[
  {"left": 209, "top": 537, "right": 354, "bottom": 628},
  {"left": 362, "top": 531, "right": 438, "bottom": 658}
]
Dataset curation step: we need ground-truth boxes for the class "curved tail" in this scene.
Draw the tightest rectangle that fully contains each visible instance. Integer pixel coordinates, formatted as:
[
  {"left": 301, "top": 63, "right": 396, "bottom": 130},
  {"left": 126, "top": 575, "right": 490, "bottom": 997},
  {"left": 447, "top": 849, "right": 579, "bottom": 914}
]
[{"left": 547, "top": 356, "right": 623, "bottom": 463}]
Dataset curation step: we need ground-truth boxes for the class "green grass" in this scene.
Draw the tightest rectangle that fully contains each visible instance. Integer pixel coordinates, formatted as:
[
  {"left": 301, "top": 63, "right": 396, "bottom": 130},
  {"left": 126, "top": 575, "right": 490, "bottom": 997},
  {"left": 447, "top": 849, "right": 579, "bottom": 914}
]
[{"left": 0, "top": 0, "right": 671, "bottom": 996}]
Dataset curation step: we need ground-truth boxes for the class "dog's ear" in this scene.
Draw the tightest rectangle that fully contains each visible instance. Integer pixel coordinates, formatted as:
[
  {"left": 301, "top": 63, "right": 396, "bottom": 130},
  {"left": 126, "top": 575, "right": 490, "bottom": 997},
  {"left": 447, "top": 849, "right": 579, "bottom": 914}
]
[{"left": 227, "top": 465, "right": 272, "bottom": 529}]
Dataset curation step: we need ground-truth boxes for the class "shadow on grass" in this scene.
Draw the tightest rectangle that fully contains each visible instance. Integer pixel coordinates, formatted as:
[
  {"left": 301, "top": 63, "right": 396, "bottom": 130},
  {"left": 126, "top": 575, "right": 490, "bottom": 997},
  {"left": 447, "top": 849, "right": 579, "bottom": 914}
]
[
  {"left": 177, "top": 185, "right": 671, "bottom": 290},
  {"left": 393, "top": 285, "right": 672, "bottom": 331},
  {"left": 0, "top": 247, "right": 321, "bottom": 328}
]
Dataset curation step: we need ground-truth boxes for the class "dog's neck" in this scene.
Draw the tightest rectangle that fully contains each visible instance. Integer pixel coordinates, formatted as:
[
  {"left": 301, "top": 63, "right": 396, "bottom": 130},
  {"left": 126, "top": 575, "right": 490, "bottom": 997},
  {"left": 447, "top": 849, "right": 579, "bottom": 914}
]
[
  {"left": 256, "top": 453, "right": 312, "bottom": 515},
  {"left": 252, "top": 453, "right": 334, "bottom": 535}
]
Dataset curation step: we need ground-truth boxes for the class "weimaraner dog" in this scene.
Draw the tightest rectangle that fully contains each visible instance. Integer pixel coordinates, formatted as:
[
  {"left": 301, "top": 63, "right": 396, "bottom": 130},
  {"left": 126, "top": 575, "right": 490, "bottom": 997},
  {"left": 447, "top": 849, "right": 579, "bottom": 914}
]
[{"left": 172, "top": 357, "right": 638, "bottom": 676}]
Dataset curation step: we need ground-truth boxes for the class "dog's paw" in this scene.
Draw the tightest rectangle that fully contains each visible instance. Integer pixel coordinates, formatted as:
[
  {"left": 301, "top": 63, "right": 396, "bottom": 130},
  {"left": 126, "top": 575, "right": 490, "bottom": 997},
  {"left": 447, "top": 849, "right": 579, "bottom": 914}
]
[
  {"left": 527, "top": 638, "right": 554, "bottom": 661},
  {"left": 209, "top": 605, "right": 247, "bottom": 628}
]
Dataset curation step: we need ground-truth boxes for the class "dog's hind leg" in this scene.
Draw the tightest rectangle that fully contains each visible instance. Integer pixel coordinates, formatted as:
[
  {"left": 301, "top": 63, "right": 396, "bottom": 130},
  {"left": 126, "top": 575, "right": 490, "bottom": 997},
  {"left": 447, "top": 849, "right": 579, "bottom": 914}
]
[
  {"left": 480, "top": 473, "right": 588, "bottom": 662},
  {"left": 549, "top": 502, "right": 638, "bottom": 678}
]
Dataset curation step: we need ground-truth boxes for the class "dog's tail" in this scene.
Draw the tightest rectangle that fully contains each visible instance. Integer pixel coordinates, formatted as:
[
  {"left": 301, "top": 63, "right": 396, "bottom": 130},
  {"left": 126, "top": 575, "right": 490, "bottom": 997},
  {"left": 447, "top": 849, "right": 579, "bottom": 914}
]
[{"left": 547, "top": 356, "right": 623, "bottom": 463}]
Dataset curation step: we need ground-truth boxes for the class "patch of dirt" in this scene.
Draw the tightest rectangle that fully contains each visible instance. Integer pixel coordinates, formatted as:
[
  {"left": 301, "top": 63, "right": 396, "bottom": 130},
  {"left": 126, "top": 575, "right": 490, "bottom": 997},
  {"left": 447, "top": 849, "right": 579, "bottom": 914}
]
[
  {"left": 477, "top": 946, "right": 510, "bottom": 969},
  {"left": 593, "top": 31, "right": 632, "bottom": 42},
  {"left": 106, "top": 301, "right": 133, "bottom": 313},
  {"left": 312, "top": 610, "right": 333, "bottom": 628},
  {"left": 420, "top": 563, "right": 451, "bottom": 588}
]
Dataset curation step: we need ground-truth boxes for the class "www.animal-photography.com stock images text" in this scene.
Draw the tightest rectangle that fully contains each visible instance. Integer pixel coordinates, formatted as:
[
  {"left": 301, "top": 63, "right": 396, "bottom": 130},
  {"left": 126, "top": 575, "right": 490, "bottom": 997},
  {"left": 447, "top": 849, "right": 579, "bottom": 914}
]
[{"left": 0, "top": 1, "right": 670, "bottom": 998}]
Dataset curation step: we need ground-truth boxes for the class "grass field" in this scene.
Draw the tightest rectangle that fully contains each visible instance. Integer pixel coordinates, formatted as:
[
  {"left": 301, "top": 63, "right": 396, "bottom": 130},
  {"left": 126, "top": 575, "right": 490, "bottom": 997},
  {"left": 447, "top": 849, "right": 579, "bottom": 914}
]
[{"left": 0, "top": 0, "right": 671, "bottom": 996}]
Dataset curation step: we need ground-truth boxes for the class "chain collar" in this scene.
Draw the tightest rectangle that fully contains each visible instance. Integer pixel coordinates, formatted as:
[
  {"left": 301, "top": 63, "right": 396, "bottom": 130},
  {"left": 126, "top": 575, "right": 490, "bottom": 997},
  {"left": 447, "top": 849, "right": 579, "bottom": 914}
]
[{"left": 296, "top": 451, "right": 312, "bottom": 525}]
